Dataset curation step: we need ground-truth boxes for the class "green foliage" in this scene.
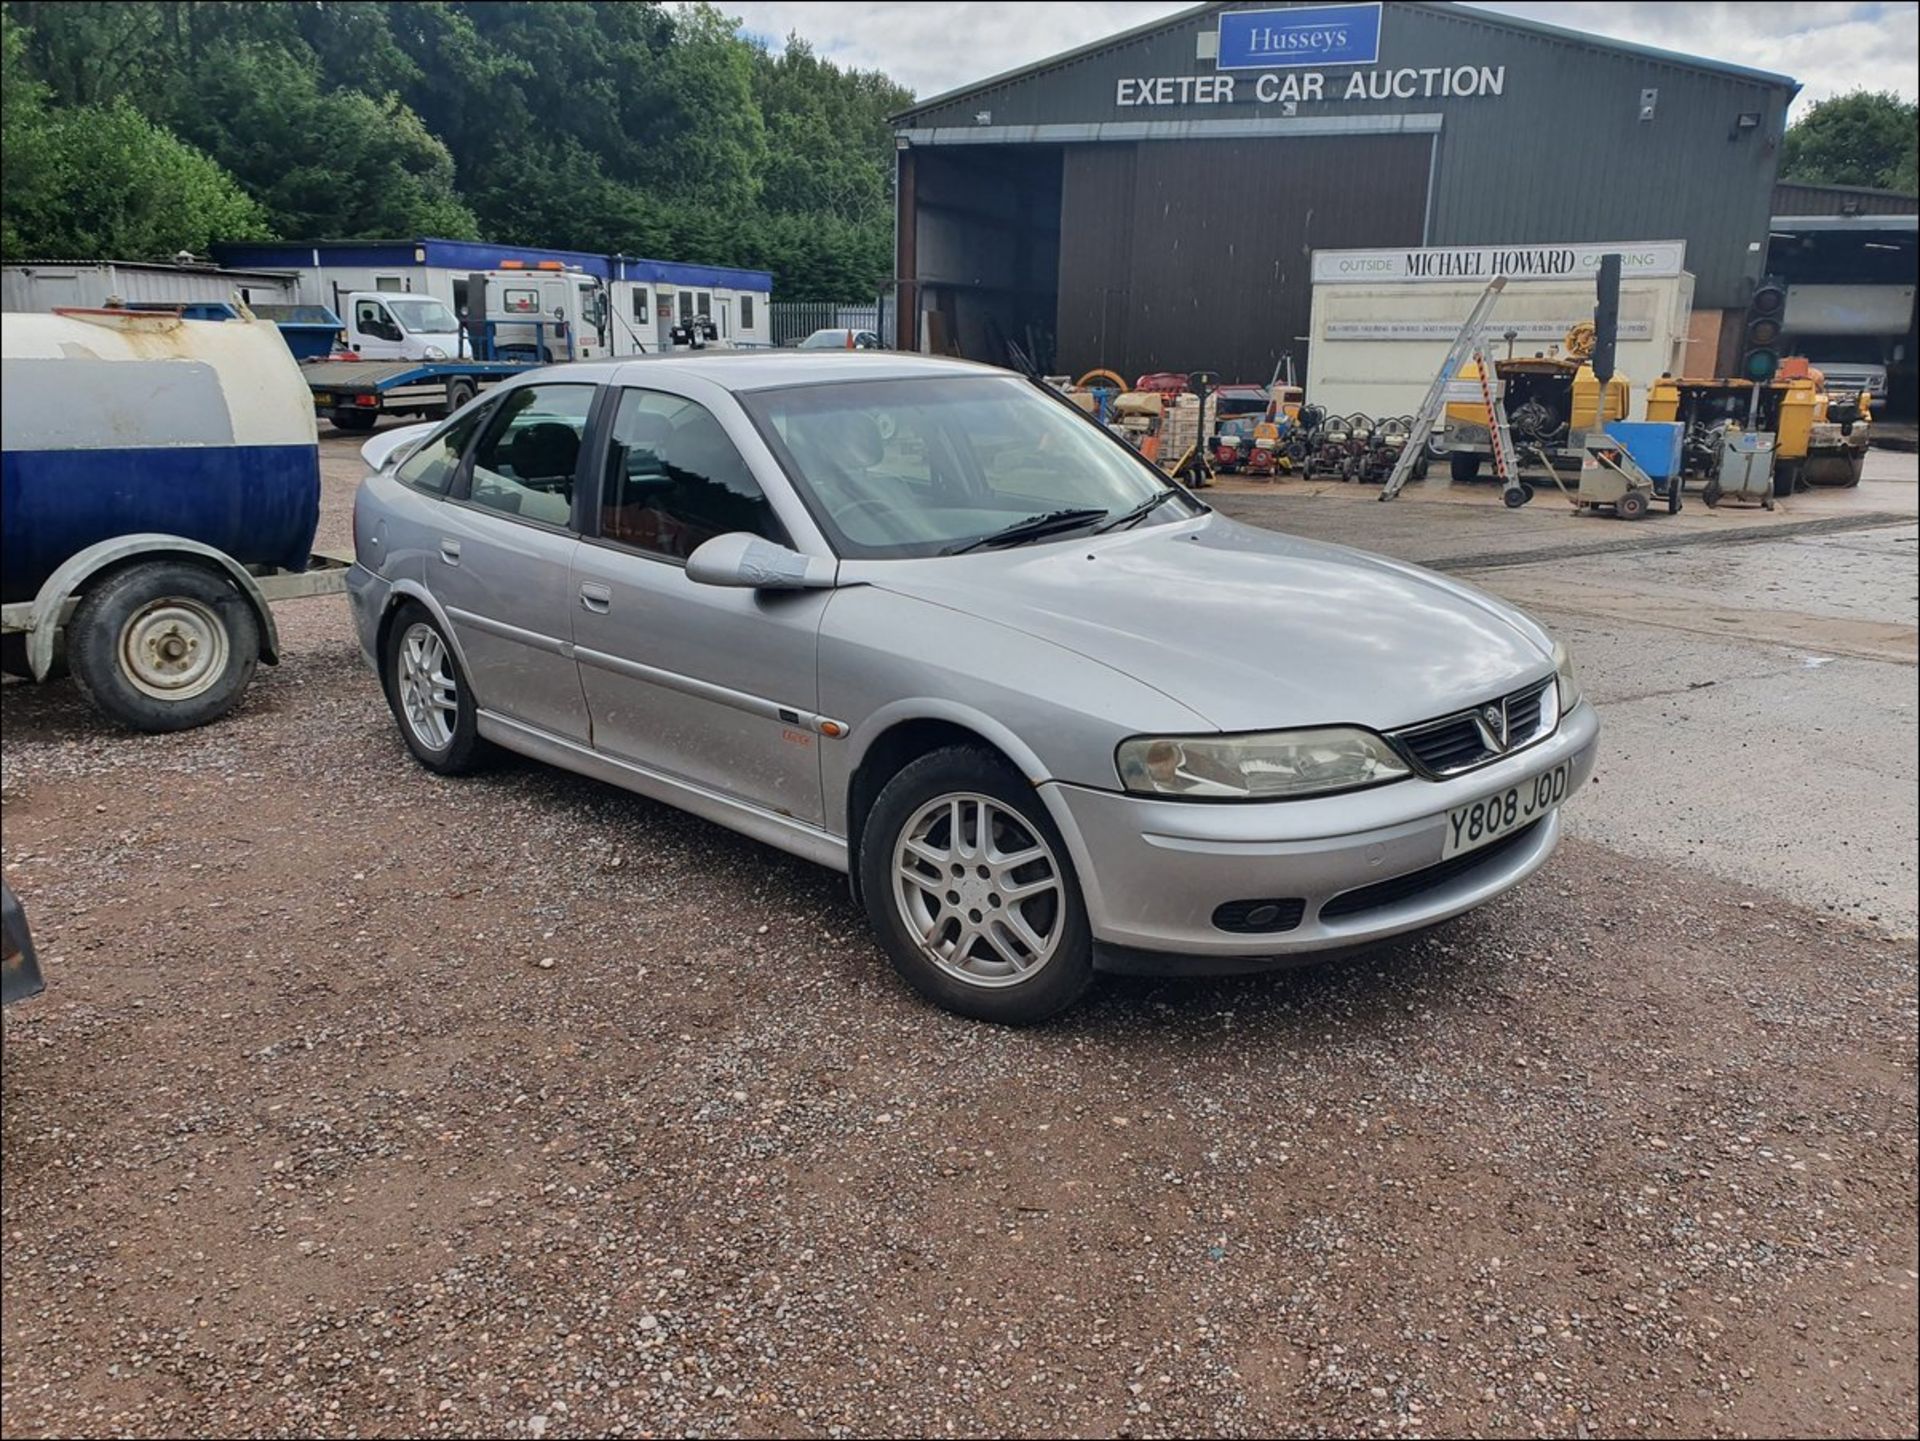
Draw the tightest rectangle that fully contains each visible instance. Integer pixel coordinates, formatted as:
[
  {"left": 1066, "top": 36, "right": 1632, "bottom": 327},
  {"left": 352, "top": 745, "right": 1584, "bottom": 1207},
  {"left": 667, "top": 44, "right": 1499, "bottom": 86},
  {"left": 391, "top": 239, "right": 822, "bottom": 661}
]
[
  {"left": 1, "top": 0, "right": 909, "bottom": 296},
  {"left": 4, "top": 96, "right": 270, "bottom": 260},
  {"left": 1781, "top": 90, "right": 1919, "bottom": 194},
  {"left": 4, "top": 6, "right": 270, "bottom": 259}
]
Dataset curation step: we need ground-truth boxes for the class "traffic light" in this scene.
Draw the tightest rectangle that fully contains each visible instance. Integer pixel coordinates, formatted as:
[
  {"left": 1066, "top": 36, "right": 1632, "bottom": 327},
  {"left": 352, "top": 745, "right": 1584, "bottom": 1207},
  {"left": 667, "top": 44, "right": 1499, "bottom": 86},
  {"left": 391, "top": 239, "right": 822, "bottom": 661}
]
[{"left": 1741, "top": 276, "right": 1787, "bottom": 383}]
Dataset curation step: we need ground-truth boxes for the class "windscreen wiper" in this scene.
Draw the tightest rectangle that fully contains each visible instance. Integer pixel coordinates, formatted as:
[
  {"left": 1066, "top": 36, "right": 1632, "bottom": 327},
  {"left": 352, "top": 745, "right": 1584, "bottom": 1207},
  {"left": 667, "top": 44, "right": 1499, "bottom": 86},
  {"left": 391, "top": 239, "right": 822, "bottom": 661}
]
[
  {"left": 1095, "top": 488, "right": 1184, "bottom": 532},
  {"left": 944, "top": 507, "right": 1110, "bottom": 555}
]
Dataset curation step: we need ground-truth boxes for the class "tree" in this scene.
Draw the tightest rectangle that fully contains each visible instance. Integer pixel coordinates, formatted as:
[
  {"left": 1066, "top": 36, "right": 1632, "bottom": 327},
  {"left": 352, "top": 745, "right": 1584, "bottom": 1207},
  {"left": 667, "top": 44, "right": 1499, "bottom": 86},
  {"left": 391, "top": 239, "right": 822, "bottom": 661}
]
[
  {"left": 4, "top": 97, "right": 270, "bottom": 259},
  {"left": 161, "top": 38, "right": 479, "bottom": 239},
  {"left": 2, "top": 0, "right": 910, "bottom": 296},
  {"left": 1781, "top": 90, "right": 1919, "bottom": 193}
]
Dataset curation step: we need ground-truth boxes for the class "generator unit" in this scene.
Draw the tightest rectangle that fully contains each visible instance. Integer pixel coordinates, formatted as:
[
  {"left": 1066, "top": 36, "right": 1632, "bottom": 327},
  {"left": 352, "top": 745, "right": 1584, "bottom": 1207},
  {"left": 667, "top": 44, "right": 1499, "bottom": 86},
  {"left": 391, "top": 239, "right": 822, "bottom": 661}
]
[
  {"left": 1438, "top": 325, "right": 1630, "bottom": 483},
  {"left": 1645, "top": 362, "right": 1871, "bottom": 494}
]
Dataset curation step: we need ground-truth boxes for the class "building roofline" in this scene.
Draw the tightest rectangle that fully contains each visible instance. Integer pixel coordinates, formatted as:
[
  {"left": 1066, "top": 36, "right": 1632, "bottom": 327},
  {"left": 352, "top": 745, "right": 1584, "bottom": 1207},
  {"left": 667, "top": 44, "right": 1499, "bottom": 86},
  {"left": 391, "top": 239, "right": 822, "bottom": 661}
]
[
  {"left": 4, "top": 258, "right": 299, "bottom": 279},
  {"left": 1774, "top": 180, "right": 1920, "bottom": 199},
  {"left": 890, "top": 0, "right": 1797, "bottom": 123},
  {"left": 1769, "top": 214, "right": 1918, "bottom": 232}
]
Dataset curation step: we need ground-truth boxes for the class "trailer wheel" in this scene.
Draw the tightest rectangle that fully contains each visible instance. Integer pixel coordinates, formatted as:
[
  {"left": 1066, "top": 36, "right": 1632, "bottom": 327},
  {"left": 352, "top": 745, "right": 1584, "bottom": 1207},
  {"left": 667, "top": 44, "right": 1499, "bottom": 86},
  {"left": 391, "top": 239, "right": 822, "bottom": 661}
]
[
  {"left": 1616, "top": 490, "right": 1650, "bottom": 521},
  {"left": 442, "top": 378, "right": 477, "bottom": 418},
  {"left": 1449, "top": 452, "right": 1482, "bottom": 484},
  {"left": 66, "top": 561, "right": 260, "bottom": 732},
  {"left": 331, "top": 408, "right": 377, "bottom": 433}
]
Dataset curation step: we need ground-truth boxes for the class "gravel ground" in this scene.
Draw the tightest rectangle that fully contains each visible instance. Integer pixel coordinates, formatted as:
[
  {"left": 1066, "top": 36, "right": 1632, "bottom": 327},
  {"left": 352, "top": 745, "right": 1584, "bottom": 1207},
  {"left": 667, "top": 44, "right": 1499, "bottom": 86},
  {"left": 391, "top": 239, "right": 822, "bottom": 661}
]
[{"left": 2, "top": 436, "right": 1915, "bottom": 1439}]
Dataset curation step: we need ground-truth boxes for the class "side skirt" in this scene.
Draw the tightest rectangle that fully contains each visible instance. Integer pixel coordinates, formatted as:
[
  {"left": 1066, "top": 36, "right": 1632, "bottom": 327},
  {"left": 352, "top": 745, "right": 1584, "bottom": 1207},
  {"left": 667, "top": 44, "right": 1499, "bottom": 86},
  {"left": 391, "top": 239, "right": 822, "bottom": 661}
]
[{"left": 476, "top": 711, "right": 850, "bottom": 874}]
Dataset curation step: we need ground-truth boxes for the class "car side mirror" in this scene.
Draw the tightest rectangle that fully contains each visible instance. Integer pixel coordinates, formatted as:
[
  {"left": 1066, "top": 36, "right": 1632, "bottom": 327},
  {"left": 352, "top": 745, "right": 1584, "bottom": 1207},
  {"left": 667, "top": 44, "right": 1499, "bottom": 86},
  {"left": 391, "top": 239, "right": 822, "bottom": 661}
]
[{"left": 686, "top": 532, "right": 836, "bottom": 590}]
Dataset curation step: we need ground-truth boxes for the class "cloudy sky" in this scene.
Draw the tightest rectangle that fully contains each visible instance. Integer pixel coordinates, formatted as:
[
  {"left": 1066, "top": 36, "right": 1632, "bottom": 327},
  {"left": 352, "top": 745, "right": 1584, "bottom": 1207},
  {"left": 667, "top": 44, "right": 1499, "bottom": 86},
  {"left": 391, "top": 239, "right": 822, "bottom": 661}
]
[{"left": 729, "top": 1, "right": 1919, "bottom": 113}]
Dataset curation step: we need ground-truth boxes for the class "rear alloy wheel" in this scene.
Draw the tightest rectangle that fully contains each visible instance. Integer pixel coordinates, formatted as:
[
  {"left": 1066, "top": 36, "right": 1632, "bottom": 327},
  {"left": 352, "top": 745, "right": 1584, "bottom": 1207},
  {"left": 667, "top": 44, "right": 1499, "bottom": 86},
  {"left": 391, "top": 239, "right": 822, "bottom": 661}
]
[
  {"left": 861, "top": 747, "right": 1093, "bottom": 1023},
  {"left": 382, "top": 607, "right": 487, "bottom": 774}
]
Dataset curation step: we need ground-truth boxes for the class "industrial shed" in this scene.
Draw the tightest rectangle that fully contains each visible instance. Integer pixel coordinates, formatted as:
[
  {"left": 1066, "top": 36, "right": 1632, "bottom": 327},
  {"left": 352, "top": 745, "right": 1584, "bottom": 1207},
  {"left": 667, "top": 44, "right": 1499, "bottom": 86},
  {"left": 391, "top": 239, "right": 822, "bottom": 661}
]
[{"left": 891, "top": 1, "right": 1799, "bottom": 384}]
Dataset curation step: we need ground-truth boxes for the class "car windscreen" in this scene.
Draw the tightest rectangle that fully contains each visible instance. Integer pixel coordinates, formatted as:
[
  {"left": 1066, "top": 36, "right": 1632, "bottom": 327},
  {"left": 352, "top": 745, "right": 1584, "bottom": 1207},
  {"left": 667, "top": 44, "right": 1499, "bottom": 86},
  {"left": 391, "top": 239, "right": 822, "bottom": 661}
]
[
  {"left": 797, "top": 330, "right": 845, "bottom": 349},
  {"left": 387, "top": 298, "right": 460, "bottom": 334},
  {"left": 742, "top": 375, "right": 1194, "bottom": 559}
]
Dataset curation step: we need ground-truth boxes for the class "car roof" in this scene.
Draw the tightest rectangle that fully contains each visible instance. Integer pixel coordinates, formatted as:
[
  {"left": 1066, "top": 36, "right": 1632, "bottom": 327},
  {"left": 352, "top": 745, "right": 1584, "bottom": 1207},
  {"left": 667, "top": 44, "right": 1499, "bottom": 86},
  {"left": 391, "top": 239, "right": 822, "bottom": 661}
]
[{"left": 505, "top": 350, "right": 1017, "bottom": 393}]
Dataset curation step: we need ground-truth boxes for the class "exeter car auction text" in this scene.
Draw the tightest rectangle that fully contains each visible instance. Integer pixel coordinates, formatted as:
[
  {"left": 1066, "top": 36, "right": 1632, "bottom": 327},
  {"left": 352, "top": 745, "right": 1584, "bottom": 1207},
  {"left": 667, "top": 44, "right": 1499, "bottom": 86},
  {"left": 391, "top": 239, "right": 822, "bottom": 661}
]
[{"left": 1116, "top": 65, "right": 1507, "bottom": 106}]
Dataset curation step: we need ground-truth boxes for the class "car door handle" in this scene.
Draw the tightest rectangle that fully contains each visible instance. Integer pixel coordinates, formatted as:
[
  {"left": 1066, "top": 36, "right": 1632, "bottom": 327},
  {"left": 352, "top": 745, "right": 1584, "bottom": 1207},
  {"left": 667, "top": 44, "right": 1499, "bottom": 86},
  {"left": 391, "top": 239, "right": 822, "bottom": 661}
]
[
  {"left": 439, "top": 539, "right": 461, "bottom": 565},
  {"left": 579, "top": 582, "right": 612, "bottom": 613}
]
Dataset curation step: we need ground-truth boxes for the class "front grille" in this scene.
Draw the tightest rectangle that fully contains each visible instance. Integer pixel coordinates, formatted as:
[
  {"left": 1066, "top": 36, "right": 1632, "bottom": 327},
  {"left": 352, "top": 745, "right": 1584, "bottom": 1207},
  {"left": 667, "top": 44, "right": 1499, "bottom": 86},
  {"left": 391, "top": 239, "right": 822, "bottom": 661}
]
[
  {"left": 1212, "top": 898, "right": 1306, "bottom": 934},
  {"left": 1320, "top": 820, "right": 1544, "bottom": 920},
  {"left": 1390, "top": 678, "right": 1556, "bottom": 777}
]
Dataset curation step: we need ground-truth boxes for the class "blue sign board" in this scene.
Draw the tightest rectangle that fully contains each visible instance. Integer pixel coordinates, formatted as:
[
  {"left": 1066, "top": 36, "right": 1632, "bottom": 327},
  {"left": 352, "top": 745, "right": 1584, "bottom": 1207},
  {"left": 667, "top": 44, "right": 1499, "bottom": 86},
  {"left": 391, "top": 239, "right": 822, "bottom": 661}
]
[{"left": 1216, "top": 3, "right": 1383, "bottom": 70}]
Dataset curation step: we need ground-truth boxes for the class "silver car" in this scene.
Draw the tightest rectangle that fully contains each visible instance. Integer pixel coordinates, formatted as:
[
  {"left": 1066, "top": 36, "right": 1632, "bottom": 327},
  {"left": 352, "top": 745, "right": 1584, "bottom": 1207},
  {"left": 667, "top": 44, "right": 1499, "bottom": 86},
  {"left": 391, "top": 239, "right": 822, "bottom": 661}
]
[{"left": 346, "top": 353, "right": 1598, "bottom": 1023}]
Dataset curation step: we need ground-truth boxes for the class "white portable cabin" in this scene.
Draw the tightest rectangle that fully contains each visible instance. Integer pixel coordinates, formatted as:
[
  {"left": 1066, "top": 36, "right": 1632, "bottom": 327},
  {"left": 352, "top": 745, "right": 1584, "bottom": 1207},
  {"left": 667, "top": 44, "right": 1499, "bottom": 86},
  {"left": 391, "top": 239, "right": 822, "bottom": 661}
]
[
  {"left": 1305, "top": 241, "right": 1698, "bottom": 421},
  {"left": 209, "top": 240, "right": 774, "bottom": 355}
]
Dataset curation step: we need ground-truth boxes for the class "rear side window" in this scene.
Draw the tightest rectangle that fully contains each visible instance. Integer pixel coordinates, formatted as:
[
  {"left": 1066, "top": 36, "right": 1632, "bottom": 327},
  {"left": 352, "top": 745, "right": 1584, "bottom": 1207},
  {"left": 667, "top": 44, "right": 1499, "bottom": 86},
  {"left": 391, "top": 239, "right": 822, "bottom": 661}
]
[
  {"left": 462, "top": 383, "right": 596, "bottom": 528},
  {"left": 395, "top": 406, "right": 488, "bottom": 496}
]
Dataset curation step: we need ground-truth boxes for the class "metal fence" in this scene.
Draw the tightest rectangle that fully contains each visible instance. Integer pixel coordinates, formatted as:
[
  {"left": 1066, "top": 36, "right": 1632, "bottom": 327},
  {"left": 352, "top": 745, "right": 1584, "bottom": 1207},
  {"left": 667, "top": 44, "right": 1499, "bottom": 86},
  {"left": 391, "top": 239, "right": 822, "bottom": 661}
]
[{"left": 770, "top": 299, "right": 889, "bottom": 348}]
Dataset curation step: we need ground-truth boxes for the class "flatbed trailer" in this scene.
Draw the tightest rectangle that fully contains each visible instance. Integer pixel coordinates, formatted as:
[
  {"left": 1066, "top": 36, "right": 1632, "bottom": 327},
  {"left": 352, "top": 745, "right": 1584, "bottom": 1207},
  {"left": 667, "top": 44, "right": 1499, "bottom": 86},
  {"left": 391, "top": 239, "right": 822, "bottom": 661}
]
[{"left": 303, "top": 357, "right": 534, "bottom": 432}]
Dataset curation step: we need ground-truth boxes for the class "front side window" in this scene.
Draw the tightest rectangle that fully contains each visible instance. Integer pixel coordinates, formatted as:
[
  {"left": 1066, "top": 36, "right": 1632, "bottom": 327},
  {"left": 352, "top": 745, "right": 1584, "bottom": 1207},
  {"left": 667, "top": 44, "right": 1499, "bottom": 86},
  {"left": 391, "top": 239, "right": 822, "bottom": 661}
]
[
  {"left": 386, "top": 297, "right": 460, "bottom": 334},
  {"left": 395, "top": 404, "right": 490, "bottom": 496},
  {"left": 744, "top": 375, "right": 1193, "bottom": 559},
  {"left": 599, "top": 388, "right": 784, "bottom": 561},
  {"left": 461, "top": 383, "right": 595, "bottom": 527},
  {"left": 355, "top": 299, "right": 398, "bottom": 340}
]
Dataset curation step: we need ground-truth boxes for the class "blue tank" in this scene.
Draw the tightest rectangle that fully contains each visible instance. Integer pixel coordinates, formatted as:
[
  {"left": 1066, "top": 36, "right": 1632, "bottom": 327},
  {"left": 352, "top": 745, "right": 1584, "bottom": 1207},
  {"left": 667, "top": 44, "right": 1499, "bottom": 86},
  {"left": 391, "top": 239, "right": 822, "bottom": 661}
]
[{"left": 1, "top": 310, "right": 322, "bottom": 604}]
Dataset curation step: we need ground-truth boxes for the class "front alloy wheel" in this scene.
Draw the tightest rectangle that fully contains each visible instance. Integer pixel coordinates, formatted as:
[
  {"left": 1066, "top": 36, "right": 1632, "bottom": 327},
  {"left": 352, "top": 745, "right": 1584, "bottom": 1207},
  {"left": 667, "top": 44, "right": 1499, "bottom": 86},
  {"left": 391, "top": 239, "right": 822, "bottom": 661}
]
[
  {"left": 860, "top": 746, "right": 1094, "bottom": 1024},
  {"left": 892, "top": 793, "right": 1066, "bottom": 986}
]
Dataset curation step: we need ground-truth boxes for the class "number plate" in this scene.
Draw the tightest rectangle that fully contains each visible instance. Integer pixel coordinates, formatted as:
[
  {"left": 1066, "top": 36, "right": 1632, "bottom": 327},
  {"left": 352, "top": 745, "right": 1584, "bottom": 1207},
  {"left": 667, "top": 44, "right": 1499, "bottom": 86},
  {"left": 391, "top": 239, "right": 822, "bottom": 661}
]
[
  {"left": 312, "top": 392, "right": 333, "bottom": 407},
  {"left": 1442, "top": 762, "right": 1571, "bottom": 859}
]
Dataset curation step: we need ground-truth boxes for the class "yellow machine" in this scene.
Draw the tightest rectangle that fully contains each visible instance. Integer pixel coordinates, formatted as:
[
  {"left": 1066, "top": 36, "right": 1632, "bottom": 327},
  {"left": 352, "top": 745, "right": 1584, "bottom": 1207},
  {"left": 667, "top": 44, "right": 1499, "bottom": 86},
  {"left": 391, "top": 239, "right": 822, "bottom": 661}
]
[
  {"left": 1439, "top": 324, "right": 1630, "bottom": 482},
  {"left": 1646, "top": 361, "right": 1871, "bottom": 492}
]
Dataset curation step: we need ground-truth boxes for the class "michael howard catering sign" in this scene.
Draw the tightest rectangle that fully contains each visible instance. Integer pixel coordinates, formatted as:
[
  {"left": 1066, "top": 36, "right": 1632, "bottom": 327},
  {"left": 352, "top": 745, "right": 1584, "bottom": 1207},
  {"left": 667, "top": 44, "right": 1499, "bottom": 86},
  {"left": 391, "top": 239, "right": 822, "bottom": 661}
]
[{"left": 1217, "top": 3, "right": 1383, "bottom": 70}]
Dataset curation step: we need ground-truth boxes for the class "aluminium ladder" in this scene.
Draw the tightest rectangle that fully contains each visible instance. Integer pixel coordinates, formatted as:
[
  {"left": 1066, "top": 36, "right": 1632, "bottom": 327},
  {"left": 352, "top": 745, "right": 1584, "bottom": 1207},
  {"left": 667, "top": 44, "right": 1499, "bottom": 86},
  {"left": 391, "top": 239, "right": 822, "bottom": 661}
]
[{"left": 1379, "top": 275, "right": 1508, "bottom": 501}]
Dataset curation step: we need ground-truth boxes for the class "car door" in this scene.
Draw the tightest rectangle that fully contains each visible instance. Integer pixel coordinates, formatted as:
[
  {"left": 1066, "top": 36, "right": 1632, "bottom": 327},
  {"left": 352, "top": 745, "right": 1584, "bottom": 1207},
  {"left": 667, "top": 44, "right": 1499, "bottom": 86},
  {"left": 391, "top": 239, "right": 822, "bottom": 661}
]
[
  {"left": 352, "top": 297, "right": 404, "bottom": 359},
  {"left": 571, "top": 383, "right": 830, "bottom": 825},
  {"left": 430, "top": 380, "right": 596, "bottom": 743}
]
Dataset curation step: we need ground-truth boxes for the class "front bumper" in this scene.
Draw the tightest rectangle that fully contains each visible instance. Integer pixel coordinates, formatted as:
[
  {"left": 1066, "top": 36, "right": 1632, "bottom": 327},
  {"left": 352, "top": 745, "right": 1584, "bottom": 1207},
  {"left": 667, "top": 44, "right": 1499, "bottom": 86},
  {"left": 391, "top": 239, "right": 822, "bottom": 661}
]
[{"left": 1043, "top": 701, "right": 1599, "bottom": 973}]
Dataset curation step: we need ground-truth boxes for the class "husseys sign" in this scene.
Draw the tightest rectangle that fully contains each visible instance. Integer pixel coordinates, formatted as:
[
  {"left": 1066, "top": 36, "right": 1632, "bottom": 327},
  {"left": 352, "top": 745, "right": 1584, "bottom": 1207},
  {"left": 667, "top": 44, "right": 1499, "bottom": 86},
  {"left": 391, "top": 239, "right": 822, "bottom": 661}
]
[{"left": 1116, "top": 3, "right": 1507, "bottom": 107}]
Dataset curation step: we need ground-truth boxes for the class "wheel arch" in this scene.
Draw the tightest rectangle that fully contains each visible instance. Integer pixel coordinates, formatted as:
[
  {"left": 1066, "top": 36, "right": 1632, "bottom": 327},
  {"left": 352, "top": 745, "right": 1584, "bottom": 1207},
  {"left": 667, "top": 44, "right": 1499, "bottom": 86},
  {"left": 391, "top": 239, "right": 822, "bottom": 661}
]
[
  {"left": 21, "top": 534, "right": 280, "bottom": 682},
  {"left": 373, "top": 581, "right": 475, "bottom": 696},
  {"left": 841, "top": 702, "right": 1070, "bottom": 908}
]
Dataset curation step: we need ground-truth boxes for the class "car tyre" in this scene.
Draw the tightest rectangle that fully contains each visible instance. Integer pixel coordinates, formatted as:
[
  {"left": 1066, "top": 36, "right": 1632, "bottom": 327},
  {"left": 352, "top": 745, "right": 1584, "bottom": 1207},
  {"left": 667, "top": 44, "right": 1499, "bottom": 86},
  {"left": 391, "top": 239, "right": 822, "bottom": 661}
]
[
  {"left": 381, "top": 605, "right": 488, "bottom": 774},
  {"left": 859, "top": 746, "right": 1095, "bottom": 1024}
]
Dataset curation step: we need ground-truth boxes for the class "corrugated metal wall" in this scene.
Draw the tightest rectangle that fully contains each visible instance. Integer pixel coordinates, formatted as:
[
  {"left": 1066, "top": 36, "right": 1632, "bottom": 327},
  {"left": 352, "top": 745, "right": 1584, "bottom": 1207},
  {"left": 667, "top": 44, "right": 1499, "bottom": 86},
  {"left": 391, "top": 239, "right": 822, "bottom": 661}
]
[
  {"left": 3, "top": 263, "right": 296, "bottom": 311},
  {"left": 1773, "top": 183, "right": 1919, "bottom": 217},
  {"left": 1057, "top": 134, "right": 1430, "bottom": 380},
  {"left": 899, "top": 1, "right": 1795, "bottom": 310}
]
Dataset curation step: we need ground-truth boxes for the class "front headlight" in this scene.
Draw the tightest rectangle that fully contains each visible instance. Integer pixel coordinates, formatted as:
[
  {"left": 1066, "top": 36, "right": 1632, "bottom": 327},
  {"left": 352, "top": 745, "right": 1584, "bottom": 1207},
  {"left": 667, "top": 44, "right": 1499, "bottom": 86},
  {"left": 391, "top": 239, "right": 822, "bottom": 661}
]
[
  {"left": 1117, "top": 727, "right": 1410, "bottom": 800},
  {"left": 1553, "top": 640, "right": 1582, "bottom": 712},
  {"left": 422, "top": 343, "right": 449, "bottom": 361}
]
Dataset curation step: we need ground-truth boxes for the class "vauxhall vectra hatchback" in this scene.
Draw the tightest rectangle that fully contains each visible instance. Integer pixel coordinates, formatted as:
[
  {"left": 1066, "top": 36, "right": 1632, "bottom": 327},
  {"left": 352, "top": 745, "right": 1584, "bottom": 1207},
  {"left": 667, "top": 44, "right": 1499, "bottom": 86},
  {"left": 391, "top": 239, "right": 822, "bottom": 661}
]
[{"left": 347, "top": 352, "right": 1597, "bottom": 1023}]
